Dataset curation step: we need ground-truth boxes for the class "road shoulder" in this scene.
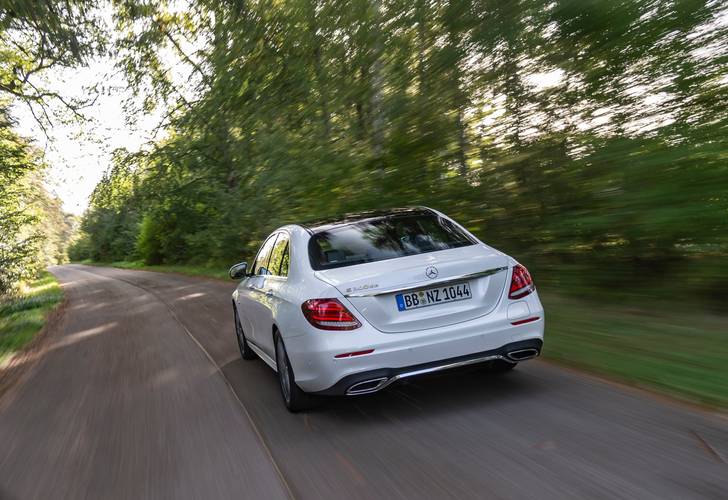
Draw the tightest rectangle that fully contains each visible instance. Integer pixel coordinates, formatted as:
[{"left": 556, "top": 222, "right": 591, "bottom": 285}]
[{"left": 0, "top": 271, "right": 67, "bottom": 407}]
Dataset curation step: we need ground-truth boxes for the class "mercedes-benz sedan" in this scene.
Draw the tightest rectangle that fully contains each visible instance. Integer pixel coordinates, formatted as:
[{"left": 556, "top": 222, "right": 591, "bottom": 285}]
[{"left": 230, "top": 207, "right": 544, "bottom": 411}]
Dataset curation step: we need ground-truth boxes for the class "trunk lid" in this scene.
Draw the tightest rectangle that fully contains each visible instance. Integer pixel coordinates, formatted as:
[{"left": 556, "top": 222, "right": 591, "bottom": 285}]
[{"left": 314, "top": 244, "right": 509, "bottom": 333}]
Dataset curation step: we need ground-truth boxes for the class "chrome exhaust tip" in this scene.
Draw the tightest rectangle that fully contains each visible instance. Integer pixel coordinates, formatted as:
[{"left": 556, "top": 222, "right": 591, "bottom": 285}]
[
  {"left": 506, "top": 348, "right": 539, "bottom": 361},
  {"left": 346, "top": 377, "right": 390, "bottom": 395}
]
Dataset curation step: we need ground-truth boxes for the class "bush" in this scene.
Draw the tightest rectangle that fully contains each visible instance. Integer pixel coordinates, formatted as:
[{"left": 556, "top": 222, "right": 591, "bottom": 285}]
[{"left": 136, "top": 214, "right": 164, "bottom": 265}]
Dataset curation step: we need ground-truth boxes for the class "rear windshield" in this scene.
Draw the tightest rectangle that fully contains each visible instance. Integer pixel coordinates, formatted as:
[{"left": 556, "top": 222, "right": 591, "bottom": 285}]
[{"left": 308, "top": 213, "right": 476, "bottom": 270}]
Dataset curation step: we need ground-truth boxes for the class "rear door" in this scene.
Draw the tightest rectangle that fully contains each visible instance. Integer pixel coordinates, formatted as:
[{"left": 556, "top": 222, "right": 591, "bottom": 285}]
[
  {"left": 237, "top": 233, "right": 278, "bottom": 346},
  {"left": 254, "top": 232, "right": 290, "bottom": 358}
]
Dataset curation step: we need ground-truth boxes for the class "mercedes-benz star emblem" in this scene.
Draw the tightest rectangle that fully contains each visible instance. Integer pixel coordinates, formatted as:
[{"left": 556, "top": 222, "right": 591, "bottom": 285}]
[{"left": 425, "top": 266, "right": 439, "bottom": 279}]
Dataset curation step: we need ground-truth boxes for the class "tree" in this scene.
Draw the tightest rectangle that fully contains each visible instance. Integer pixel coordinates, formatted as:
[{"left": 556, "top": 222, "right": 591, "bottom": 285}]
[
  {"left": 72, "top": 0, "right": 727, "bottom": 302},
  {"left": 0, "top": 105, "right": 70, "bottom": 295},
  {"left": 0, "top": 0, "right": 105, "bottom": 133}
]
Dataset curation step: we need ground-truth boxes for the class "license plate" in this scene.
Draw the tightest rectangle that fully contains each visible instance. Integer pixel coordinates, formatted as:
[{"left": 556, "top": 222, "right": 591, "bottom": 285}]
[{"left": 396, "top": 282, "right": 472, "bottom": 311}]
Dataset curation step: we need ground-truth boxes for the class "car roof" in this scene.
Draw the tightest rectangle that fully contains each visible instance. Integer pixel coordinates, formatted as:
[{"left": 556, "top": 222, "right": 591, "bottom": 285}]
[{"left": 298, "top": 206, "right": 435, "bottom": 233}]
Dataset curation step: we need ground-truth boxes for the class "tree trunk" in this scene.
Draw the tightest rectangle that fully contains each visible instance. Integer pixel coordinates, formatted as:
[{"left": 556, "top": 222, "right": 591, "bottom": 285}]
[
  {"left": 369, "top": 0, "right": 385, "bottom": 171},
  {"left": 308, "top": 2, "right": 331, "bottom": 140}
]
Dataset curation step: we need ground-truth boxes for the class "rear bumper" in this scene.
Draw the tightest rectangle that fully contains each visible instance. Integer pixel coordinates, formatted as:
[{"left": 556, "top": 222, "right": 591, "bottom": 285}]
[
  {"left": 283, "top": 289, "right": 544, "bottom": 393},
  {"left": 312, "top": 338, "right": 543, "bottom": 396}
]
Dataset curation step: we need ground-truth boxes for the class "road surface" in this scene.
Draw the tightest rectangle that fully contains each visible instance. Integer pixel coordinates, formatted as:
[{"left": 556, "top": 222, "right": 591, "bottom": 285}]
[{"left": 1, "top": 264, "right": 727, "bottom": 499}]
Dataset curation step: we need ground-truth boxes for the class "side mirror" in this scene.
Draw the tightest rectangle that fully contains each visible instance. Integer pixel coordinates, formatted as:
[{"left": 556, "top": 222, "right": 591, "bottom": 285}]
[{"left": 229, "top": 262, "right": 248, "bottom": 280}]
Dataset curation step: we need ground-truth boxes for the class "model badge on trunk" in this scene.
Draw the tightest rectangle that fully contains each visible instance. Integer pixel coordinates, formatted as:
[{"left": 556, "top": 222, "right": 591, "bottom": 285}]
[{"left": 346, "top": 284, "right": 379, "bottom": 293}]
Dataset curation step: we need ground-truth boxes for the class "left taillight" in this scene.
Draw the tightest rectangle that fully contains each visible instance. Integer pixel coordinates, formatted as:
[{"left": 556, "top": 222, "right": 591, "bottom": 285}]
[
  {"left": 509, "top": 264, "right": 535, "bottom": 299},
  {"left": 301, "top": 298, "right": 362, "bottom": 331}
]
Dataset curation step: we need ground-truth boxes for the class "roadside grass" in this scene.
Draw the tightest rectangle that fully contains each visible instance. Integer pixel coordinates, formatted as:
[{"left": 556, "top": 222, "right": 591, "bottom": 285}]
[
  {"left": 75, "top": 260, "right": 728, "bottom": 408},
  {"left": 0, "top": 272, "right": 63, "bottom": 365},
  {"left": 541, "top": 292, "right": 728, "bottom": 409},
  {"left": 78, "top": 260, "right": 229, "bottom": 280}
]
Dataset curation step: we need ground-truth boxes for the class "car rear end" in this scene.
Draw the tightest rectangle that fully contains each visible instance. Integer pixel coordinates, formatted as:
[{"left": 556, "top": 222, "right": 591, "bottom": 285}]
[{"left": 285, "top": 208, "right": 544, "bottom": 395}]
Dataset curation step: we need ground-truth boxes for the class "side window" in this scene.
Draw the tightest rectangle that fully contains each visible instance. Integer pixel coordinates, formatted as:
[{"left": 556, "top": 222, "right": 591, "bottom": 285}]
[
  {"left": 279, "top": 243, "right": 290, "bottom": 277},
  {"left": 268, "top": 233, "right": 289, "bottom": 277},
  {"left": 251, "top": 234, "right": 279, "bottom": 276}
]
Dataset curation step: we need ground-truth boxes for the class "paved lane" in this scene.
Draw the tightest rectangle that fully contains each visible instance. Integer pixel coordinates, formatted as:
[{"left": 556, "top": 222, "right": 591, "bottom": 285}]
[
  {"left": 0, "top": 265, "right": 290, "bottom": 500},
  {"left": 2, "top": 264, "right": 727, "bottom": 499}
]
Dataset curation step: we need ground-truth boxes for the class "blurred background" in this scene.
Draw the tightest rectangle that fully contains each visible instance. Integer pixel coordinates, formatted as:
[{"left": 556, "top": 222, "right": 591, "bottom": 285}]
[{"left": 1, "top": 0, "right": 727, "bottom": 406}]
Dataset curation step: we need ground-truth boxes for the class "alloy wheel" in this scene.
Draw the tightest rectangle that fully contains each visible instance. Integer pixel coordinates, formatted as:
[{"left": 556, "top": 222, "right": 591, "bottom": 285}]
[{"left": 276, "top": 336, "right": 291, "bottom": 403}]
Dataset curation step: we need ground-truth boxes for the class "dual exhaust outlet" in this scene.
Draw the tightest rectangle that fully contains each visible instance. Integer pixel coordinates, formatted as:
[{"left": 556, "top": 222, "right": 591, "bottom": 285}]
[
  {"left": 346, "top": 348, "right": 540, "bottom": 396},
  {"left": 505, "top": 348, "right": 539, "bottom": 361}
]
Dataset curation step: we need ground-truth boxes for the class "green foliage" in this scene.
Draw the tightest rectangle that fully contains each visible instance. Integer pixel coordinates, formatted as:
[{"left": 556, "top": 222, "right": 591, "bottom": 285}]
[
  {"left": 71, "top": 0, "right": 727, "bottom": 307},
  {"left": 136, "top": 213, "right": 164, "bottom": 264},
  {"left": 0, "top": 271, "right": 63, "bottom": 363},
  {"left": 72, "top": 151, "right": 142, "bottom": 262},
  {"left": 0, "top": 0, "right": 99, "bottom": 296},
  {"left": 0, "top": 108, "right": 40, "bottom": 294},
  {"left": 0, "top": 0, "right": 105, "bottom": 129},
  {"left": 0, "top": 106, "right": 71, "bottom": 296},
  {"left": 67, "top": 231, "right": 93, "bottom": 263}
]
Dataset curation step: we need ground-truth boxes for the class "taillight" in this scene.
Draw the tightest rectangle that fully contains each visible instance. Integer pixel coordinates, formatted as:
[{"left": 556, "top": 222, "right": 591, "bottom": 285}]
[
  {"left": 301, "top": 298, "right": 362, "bottom": 330},
  {"left": 509, "top": 264, "right": 535, "bottom": 299}
]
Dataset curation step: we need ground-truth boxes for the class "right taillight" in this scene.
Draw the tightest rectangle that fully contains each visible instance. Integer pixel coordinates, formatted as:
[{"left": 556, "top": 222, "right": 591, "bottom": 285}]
[
  {"left": 509, "top": 264, "right": 535, "bottom": 299},
  {"left": 301, "top": 298, "right": 362, "bottom": 330}
]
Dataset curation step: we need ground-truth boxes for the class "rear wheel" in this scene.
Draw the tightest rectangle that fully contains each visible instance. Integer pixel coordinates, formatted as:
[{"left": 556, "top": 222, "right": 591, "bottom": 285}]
[
  {"left": 233, "top": 305, "right": 256, "bottom": 360},
  {"left": 274, "top": 332, "right": 315, "bottom": 412}
]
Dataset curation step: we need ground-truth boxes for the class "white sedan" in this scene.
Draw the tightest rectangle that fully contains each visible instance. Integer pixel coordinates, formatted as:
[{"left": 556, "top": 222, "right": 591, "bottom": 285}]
[{"left": 230, "top": 207, "right": 544, "bottom": 411}]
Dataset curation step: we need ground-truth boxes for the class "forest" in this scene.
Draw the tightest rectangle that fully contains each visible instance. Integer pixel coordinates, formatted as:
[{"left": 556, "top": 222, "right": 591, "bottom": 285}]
[
  {"left": 1, "top": 0, "right": 727, "bottom": 308},
  {"left": 0, "top": 2, "right": 83, "bottom": 296}
]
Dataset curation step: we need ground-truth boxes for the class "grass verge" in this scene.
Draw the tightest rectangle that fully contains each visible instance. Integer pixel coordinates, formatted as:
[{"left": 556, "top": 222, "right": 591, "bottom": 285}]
[
  {"left": 541, "top": 292, "right": 728, "bottom": 409},
  {"left": 76, "top": 261, "right": 728, "bottom": 409},
  {"left": 0, "top": 272, "right": 64, "bottom": 365},
  {"left": 78, "top": 260, "right": 229, "bottom": 280}
]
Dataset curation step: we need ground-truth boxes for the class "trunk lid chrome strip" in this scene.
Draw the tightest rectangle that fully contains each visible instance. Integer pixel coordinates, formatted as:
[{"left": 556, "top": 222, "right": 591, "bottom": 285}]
[{"left": 343, "top": 266, "right": 508, "bottom": 298}]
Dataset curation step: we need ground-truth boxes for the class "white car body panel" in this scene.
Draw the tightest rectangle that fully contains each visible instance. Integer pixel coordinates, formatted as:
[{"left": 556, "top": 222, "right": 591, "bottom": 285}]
[
  {"left": 232, "top": 209, "right": 545, "bottom": 395},
  {"left": 314, "top": 244, "right": 509, "bottom": 333}
]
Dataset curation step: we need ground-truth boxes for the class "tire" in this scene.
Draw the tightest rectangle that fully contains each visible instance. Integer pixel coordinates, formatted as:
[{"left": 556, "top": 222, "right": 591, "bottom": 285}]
[
  {"left": 487, "top": 359, "right": 517, "bottom": 372},
  {"left": 233, "top": 304, "right": 257, "bottom": 360},
  {"left": 274, "top": 332, "right": 316, "bottom": 412}
]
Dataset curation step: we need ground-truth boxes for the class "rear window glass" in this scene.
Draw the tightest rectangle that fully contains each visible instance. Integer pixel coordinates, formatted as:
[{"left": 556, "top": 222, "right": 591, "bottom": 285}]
[{"left": 308, "top": 214, "right": 476, "bottom": 270}]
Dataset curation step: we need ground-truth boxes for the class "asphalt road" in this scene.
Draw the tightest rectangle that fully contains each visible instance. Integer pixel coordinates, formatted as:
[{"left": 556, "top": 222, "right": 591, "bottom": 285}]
[{"left": 1, "top": 264, "right": 727, "bottom": 499}]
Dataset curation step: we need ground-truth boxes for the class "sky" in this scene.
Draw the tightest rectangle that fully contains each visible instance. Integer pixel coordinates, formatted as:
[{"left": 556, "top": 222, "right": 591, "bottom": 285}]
[
  {"left": 13, "top": 56, "right": 164, "bottom": 216},
  {"left": 12, "top": 1, "right": 197, "bottom": 217}
]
